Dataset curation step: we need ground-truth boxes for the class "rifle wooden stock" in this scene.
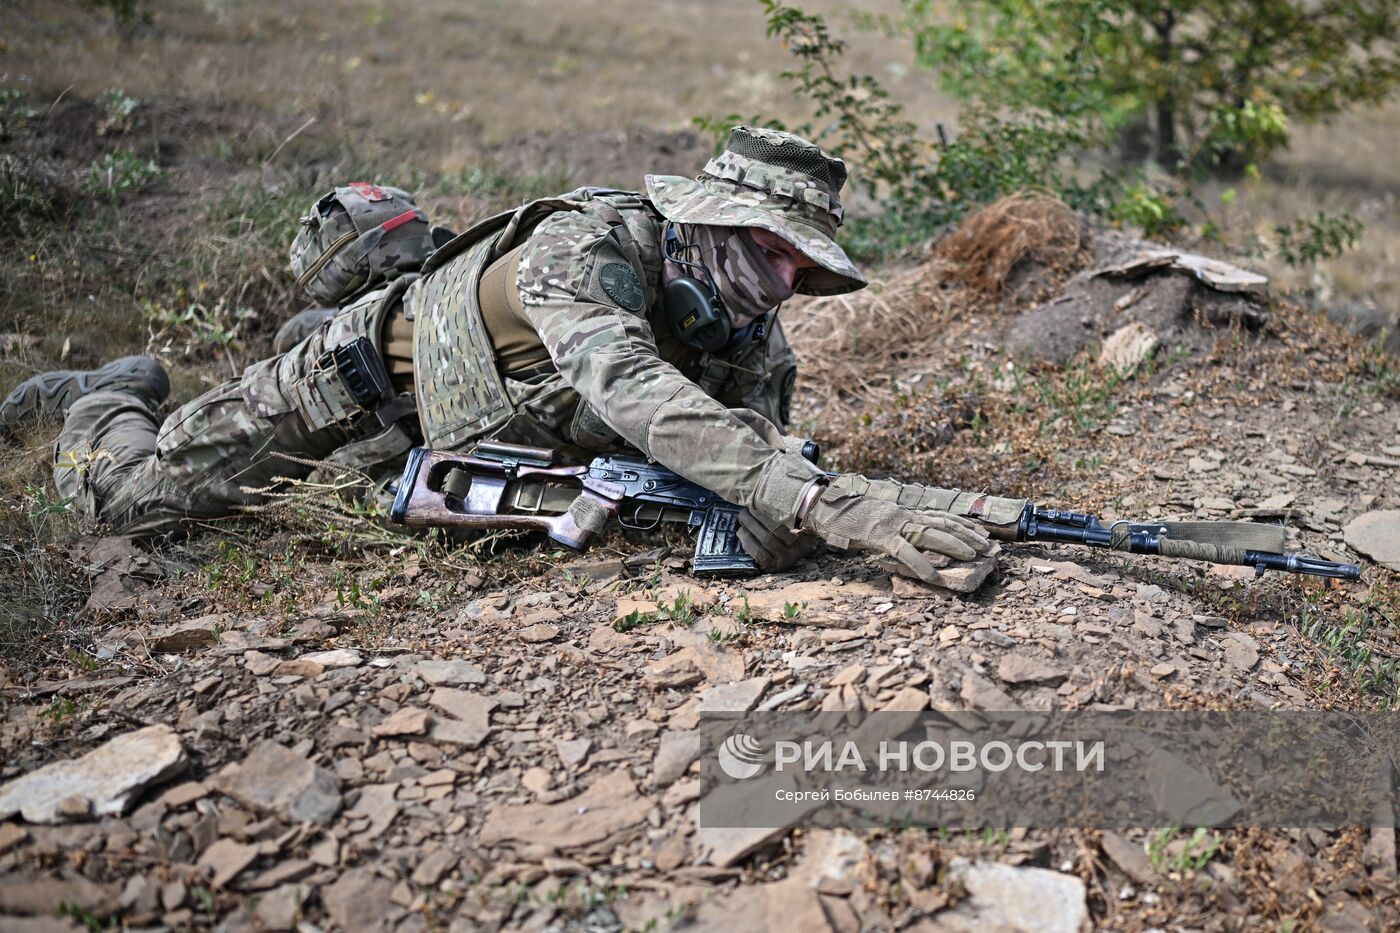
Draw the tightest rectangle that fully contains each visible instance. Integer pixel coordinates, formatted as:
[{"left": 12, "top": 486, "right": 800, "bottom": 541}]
[
  {"left": 390, "top": 447, "right": 612, "bottom": 551},
  {"left": 393, "top": 446, "right": 771, "bottom": 576}
]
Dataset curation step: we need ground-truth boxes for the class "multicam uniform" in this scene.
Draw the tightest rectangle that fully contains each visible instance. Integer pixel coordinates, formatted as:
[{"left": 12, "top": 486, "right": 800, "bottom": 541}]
[{"left": 52, "top": 129, "right": 865, "bottom": 537}]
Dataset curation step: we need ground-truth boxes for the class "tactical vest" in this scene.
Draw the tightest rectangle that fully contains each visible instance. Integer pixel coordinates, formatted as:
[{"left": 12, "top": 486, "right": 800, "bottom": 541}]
[{"left": 406, "top": 188, "right": 664, "bottom": 451}]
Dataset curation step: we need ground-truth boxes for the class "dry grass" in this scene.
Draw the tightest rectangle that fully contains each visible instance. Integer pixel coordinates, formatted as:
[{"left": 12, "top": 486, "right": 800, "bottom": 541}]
[
  {"left": 787, "top": 193, "right": 1087, "bottom": 419},
  {"left": 234, "top": 456, "right": 492, "bottom": 573},
  {"left": 0, "top": 429, "right": 89, "bottom": 671},
  {"left": 928, "top": 191, "right": 1087, "bottom": 301},
  {"left": 1, "top": 0, "right": 939, "bottom": 179},
  {"left": 784, "top": 265, "right": 947, "bottom": 418}
]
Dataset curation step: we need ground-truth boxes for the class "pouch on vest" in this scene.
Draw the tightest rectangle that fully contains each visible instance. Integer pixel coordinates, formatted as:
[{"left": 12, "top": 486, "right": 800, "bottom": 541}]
[
  {"left": 285, "top": 280, "right": 416, "bottom": 433},
  {"left": 290, "top": 182, "right": 435, "bottom": 306}
]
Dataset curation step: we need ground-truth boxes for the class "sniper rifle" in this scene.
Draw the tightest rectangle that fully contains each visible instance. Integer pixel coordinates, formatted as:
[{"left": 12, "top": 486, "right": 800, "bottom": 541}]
[{"left": 390, "top": 442, "right": 1361, "bottom": 582}]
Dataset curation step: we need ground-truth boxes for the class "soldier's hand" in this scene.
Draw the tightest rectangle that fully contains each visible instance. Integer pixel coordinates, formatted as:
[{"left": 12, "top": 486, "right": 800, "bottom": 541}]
[
  {"left": 800, "top": 486, "right": 992, "bottom": 582},
  {"left": 737, "top": 508, "right": 820, "bottom": 572}
]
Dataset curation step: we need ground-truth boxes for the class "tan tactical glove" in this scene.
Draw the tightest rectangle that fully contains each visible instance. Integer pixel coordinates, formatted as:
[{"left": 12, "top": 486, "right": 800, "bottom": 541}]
[
  {"left": 826, "top": 474, "right": 1029, "bottom": 540},
  {"left": 737, "top": 508, "right": 821, "bottom": 572},
  {"left": 800, "top": 486, "right": 992, "bottom": 583}
]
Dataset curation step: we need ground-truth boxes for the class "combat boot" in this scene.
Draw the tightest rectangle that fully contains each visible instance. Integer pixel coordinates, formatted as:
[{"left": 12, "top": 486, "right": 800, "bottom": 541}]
[{"left": 0, "top": 356, "right": 170, "bottom": 435}]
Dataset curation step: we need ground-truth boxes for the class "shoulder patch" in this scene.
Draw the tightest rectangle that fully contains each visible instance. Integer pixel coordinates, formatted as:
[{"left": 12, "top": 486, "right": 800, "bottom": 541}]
[{"left": 599, "top": 262, "right": 645, "bottom": 312}]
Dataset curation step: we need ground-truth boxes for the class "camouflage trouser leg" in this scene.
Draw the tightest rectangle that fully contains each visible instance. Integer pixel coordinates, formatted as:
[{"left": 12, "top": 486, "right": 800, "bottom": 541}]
[
  {"left": 54, "top": 390, "right": 164, "bottom": 522},
  {"left": 51, "top": 297, "right": 398, "bottom": 538}
]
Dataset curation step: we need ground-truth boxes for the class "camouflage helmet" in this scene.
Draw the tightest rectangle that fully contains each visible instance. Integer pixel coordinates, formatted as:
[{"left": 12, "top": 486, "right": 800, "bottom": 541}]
[{"left": 645, "top": 125, "right": 866, "bottom": 297}]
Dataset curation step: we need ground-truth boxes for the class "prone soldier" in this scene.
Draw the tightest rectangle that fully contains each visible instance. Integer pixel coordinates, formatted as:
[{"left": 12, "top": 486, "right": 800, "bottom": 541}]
[{"left": 0, "top": 126, "right": 994, "bottom": 579}]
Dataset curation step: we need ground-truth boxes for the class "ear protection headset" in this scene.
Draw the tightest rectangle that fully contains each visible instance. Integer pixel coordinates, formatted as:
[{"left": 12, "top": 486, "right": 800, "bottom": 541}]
[
  {"left": 661, "top": 224, "right": 730, "bottom": 353},
  {"left": 661, "top": 224, "right": 773, "bottom": 354}
]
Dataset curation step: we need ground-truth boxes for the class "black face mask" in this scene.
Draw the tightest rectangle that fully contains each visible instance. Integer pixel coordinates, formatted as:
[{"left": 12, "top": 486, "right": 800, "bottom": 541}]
[{"left": 660, "top": 224, "right": 778, "bottom": 354}]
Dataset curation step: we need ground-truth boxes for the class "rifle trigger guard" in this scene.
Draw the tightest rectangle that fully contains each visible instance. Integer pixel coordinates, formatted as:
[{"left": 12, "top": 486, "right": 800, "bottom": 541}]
[{"left": 617, "top": 502, "right": 664, "bottom": 531}]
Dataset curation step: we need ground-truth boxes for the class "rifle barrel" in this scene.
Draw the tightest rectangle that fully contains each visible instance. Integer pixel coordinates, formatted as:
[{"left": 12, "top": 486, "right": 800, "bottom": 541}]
[{"left": 1017, "top": 506, "right": 1361, "bottom": 581}]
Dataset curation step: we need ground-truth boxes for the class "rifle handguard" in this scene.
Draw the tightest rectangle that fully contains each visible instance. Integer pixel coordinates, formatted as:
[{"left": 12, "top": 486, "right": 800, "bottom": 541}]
[
  {"left": 1151, "top": 536, "right": 1247, "bottom": 566},
  {"left": 1023, "top": 505, "right": 1361, "bottom": 580}
]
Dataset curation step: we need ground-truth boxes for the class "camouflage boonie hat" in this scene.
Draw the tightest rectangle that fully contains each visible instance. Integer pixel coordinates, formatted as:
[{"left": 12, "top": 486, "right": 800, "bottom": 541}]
[
  {"left": 289, "top": 182, "right": 434, "bottom": 306},
  {"left": 645, "top": 125, "right": 866, "bottom": 297}
]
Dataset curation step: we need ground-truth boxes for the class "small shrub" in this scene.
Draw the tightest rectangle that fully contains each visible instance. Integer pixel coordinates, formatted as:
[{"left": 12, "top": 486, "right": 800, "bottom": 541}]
[
  {"left": 0, "top": 156, "right": 64, "bottom": 233},
  {"left": 723, "top": 2, "right": 1173, "bottom": 260},
  {"left": 613, "top": 593, "right": 700, "bottom": 632},
  {"left": 1300, "top": 580, "right": 1400, "bottom": 703},
  {"left": 1200, "top": 100, "right": 1290, "bottom": 169},
  {"left": 1147, "top": 827, "right": 1223, "bottom": 873},
  {"left": 1024, "top": 357, "right": 1125, "bottom": 435},
  {"left": 1109, "top": 183, "right": 1187, "bottom": 239},
  {"left": 82, "top": 150, "right": 161, "bottom": 201},
  {"left": 1361, "top": 332, "right": 1399, "bottom": 399},
  {"left": 0, "top": 89, "right": 36, "bottom": 134},
  {"left": 1273, "top": 212, "right": 1364, "bottom": 267},
  {"left": 96, "top": 89, "right": 140, "bottom": 135},
  {"left": 930, "top": 111, "right": 1095, "bottom": 215},
  {"left": 759, "top": 0, "right": 929, "bottom": 203}
]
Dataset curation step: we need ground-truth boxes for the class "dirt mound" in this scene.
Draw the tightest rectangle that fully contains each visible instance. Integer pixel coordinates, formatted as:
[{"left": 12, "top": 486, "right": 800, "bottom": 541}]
[
  {"left": 788, "top": 201, "right": 1276, "bottom": 423},
  {"left": 788, "top": 194, "right": 1091, "bottom": 418},
  {"left": 1002, "top": 229, "right": 1270, "bottom": 366}
]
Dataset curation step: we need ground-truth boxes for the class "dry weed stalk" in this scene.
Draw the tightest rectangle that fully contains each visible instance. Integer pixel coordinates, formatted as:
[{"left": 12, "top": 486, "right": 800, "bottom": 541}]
[
  {"left": 785, "top": 266, "right": 950, "bottom": 417},
  {"left": 236, "top": 456, "right": 486, "bottom": 572}
]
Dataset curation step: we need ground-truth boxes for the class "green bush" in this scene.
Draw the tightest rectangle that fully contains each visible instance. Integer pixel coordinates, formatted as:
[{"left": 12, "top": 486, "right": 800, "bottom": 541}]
[
  {"left": 901, "top": 0, "right": 1400, "bottom": 172},
  {"left": 711, "top": 1, "right": 1150, "bottom": 257},
  {"left": 0, "top": 90, "right": 36, "bottom": 135},
  {"left": 1109, "top": 182, "right": 1187, "bottom": 239},
  {"left": 96, "top": 89, "right": 140, "bottom": 135},
  {"left": 1273, "top": 212, "right": 1365, "bottom": 267},
  {"left": 708, "top": 1, "right": 1377, "bottom": 263}
]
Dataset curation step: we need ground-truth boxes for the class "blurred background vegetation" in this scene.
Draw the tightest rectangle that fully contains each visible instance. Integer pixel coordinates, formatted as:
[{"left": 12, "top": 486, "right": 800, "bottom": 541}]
[{"left": 701, "top": 2, "right": 1396, "bottom": 316}]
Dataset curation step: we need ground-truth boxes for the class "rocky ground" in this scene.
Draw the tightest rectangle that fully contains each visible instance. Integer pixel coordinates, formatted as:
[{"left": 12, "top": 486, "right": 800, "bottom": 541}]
[{"left": 2, "top": 219, "right": 1400, "bottom": 932}]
